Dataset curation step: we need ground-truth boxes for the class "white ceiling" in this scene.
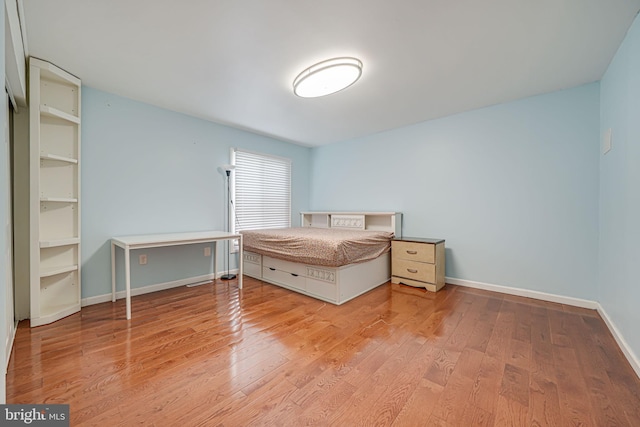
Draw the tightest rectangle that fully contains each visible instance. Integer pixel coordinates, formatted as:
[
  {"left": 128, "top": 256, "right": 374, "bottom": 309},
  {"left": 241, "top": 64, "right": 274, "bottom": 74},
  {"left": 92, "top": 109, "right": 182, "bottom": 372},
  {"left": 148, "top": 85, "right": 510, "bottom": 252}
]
[{"left": 21, "top": 0, "right": 640, "bottom": 147}]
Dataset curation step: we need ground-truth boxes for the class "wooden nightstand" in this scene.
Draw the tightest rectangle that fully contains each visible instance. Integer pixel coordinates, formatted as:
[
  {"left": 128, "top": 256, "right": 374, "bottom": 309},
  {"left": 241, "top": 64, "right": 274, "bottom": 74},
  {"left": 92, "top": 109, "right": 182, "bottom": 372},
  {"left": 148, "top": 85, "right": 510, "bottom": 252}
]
[{"left": 391, "top": 237, "right": 445, "bottom": 292}]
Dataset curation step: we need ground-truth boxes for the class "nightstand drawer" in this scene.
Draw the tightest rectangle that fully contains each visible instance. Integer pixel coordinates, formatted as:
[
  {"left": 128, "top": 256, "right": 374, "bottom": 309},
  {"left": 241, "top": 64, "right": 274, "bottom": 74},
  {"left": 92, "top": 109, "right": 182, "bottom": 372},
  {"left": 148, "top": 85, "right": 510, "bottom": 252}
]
[
  {"left": 392, "top": 240, "right": 435, "bottom": 263},
  {"left": 392, "top": 258, "right": 436, "bottom": 283}
]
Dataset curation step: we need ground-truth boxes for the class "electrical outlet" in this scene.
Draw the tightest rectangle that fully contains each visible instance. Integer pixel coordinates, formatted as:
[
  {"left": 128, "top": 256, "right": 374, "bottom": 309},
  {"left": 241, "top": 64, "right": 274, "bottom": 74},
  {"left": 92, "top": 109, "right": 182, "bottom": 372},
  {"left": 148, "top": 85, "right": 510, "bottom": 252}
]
[
  {"left": 204, "top": 247, "right": 211, "bottom": 257},
  {"left": 139, "top": 254, "right": 147, "bottom": 265}
]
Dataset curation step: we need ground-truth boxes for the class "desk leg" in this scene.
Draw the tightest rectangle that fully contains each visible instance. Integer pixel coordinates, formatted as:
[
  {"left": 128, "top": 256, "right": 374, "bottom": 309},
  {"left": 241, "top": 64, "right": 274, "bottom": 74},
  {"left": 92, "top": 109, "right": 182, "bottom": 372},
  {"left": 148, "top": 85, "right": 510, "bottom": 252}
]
[
  {"left": 238, "top": 235, "right": 243, "bottom": 289},
  {"left": 111, "top": 242, "right": 116, "bottom": 302},
  {"left": 125, "top": 246, "right": 132, "bottom": 320},
  {"left": 214, "top": 241, "right": 218, "bottom": 280}
]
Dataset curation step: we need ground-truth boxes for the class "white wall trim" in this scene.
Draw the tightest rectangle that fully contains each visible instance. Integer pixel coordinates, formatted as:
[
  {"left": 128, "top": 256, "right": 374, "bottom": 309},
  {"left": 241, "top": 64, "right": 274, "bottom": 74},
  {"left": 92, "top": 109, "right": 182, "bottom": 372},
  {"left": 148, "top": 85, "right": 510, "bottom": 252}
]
[
  {"left": 445, "top": 276, "right": 599, "bottom": 309},
  {"left": 81, "top": 270, "right": 237, "bottom": 307},
  {"left": 16, "top": 0, "right": 29, "bottom": 56},
  {"left": 597, "top": 304, "right": 640, "bottom": 379},
  {"left": 4, "top": 320, "right": 16, "bottom": 370},
  {"left": 5, "top": 0, "right": 27, "bottom": 107}
]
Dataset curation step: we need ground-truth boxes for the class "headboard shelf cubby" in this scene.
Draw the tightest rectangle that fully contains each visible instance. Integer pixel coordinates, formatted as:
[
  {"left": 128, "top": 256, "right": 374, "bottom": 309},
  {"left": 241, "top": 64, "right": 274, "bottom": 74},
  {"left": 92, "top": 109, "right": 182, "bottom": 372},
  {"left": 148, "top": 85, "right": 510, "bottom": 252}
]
[{"left": 300, "top": 212, "right": 402, "bottom": 237}]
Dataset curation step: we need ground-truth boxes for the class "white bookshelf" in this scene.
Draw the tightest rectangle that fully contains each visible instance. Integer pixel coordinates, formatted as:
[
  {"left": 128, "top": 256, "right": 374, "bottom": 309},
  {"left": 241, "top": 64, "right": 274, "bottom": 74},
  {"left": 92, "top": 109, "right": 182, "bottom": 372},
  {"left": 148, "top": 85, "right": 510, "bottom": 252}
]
[{"left": 29, "top": 58, "right": 82, "bottom": 327}]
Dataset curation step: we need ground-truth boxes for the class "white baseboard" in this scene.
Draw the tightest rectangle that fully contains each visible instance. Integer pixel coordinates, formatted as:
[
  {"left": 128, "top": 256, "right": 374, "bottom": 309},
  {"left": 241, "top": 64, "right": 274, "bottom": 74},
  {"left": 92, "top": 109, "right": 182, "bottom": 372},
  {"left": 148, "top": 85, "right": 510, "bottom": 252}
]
[
  {"left": 596, "top": 304, "right": 640, "bottom": 379},
  {"left": 3, "top": 320, "right": 17, "bottom": 402},
  {"left": 445, "top": 276, "right": 599, "bottom": 309},
  {"left": 81, "top": 270, "right": 238, "bottom": 307},
  {"left": 447, "top": 276, "right": 639, "bottom": 379}
]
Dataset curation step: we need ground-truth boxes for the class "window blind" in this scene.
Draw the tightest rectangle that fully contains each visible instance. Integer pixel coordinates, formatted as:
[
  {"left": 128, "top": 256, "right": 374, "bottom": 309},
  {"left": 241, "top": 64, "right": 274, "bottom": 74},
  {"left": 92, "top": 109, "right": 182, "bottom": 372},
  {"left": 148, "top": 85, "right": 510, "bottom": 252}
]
[{"left": 232, "top": 149, "right": 291, "bottom": 232}]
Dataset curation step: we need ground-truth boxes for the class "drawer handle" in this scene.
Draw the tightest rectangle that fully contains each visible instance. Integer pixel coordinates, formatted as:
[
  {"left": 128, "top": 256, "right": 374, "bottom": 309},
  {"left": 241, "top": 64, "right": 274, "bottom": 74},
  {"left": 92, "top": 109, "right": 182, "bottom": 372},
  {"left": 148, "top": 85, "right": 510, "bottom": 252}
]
[
  {"left": 407, "top": 268, "right": 418, "bottom": 274},
  {"left": 291, "top": 273, "right": 299, "bottom": 277},
  {"left": 269, "top": 267, "right": 276, "bottom": 271},
  {"left": 406, "top": 250, "right": 418, "bottom": 255}
]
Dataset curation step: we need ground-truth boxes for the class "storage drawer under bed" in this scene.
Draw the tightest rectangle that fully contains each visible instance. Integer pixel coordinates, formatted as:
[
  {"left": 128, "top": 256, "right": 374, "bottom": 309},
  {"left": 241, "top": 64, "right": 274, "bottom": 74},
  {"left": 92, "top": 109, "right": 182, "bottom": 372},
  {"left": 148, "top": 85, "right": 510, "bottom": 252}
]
[{"left": 262, "top": 256, "right": 306, "bottom": 291}]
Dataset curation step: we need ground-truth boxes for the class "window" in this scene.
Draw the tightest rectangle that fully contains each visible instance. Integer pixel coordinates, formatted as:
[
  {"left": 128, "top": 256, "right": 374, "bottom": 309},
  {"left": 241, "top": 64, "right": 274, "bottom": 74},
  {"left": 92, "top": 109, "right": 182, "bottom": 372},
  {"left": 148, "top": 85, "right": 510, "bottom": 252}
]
[{"left": 231, "top": 148, "right": 291, "bottom": 232}]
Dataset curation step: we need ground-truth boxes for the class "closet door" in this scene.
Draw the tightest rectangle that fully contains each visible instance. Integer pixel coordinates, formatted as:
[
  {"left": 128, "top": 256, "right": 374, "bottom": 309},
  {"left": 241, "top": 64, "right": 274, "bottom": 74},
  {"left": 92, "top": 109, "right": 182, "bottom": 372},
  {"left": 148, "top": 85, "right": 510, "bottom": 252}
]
[{"left": 29, "top": 58, "right": 81, "bottom": 327}]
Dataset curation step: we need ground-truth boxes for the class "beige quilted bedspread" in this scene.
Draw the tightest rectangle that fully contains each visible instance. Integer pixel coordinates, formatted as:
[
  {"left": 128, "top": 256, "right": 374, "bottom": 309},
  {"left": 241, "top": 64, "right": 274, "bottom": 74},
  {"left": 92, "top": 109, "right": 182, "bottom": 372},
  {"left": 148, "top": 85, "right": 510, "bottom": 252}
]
[{"left": 240, "top": 227, "right": 394, "bottom": 267}]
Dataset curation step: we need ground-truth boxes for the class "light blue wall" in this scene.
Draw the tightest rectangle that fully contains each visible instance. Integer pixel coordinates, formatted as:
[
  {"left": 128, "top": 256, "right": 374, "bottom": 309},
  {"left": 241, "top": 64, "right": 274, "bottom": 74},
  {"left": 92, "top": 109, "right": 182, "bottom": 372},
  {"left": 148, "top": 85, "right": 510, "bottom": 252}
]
[
  {"left": 311, "top": 83, "right": 601, "bottom": 300},
  {"left": 599, "top": 14, "right": 640, "bottom": 361},
  {"left": 82, "top": 87, "right": 311, "bottom": 298}
]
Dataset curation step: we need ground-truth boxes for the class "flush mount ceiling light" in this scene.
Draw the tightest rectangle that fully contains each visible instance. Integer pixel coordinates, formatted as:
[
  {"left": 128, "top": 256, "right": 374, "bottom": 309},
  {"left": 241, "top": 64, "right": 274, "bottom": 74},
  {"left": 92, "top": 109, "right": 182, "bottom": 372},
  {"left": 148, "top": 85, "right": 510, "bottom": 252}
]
[{"left": 293, "top": 57, "right": 363, "bottom": 98}]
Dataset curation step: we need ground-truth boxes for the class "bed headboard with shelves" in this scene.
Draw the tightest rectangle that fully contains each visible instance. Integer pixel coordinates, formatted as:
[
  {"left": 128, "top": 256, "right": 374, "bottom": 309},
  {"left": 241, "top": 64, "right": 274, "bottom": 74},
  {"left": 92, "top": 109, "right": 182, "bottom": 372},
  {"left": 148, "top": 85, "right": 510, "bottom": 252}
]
[{"left": 300, "top": 212, "right": 402, "bottom": 237}]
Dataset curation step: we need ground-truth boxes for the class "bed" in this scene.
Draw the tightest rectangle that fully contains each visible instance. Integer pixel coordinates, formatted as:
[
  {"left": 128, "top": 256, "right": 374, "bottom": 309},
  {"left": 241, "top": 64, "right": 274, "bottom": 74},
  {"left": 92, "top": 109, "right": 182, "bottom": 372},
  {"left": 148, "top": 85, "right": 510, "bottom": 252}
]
[{"left": 241, "top": 212, "right": 402, "bottom": 305}]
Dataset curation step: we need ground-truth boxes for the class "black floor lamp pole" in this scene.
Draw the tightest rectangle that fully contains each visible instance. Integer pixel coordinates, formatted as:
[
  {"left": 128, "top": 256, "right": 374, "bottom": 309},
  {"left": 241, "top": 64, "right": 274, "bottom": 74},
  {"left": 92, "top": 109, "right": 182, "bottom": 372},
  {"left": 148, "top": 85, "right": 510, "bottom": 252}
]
[{"left": 221, "top": 168, "right": 236, "bottom": 280}]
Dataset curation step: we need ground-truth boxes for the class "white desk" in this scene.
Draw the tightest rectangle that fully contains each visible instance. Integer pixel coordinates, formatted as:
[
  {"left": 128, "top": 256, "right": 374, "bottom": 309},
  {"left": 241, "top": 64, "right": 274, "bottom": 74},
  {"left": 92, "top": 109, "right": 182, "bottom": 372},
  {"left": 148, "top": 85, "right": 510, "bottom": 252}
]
[{"left": 111, "top": 231, "right": 243, "bottom": 319}]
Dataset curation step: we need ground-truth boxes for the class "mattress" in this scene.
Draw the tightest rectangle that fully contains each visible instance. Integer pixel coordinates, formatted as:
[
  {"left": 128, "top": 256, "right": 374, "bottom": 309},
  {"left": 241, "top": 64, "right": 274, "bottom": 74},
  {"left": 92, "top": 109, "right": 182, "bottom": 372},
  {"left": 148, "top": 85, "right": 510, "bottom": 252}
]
[{"left": 240, "top": 227, "right": 394, "bottom": 267}]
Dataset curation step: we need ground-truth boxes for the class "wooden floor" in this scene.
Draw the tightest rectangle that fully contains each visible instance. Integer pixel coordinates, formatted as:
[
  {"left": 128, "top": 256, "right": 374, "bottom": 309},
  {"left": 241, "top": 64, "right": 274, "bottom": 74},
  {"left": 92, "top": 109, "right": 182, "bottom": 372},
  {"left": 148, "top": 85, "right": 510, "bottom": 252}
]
[{"left": 7, "top": 277, "right": 640, "bottom": 426}]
